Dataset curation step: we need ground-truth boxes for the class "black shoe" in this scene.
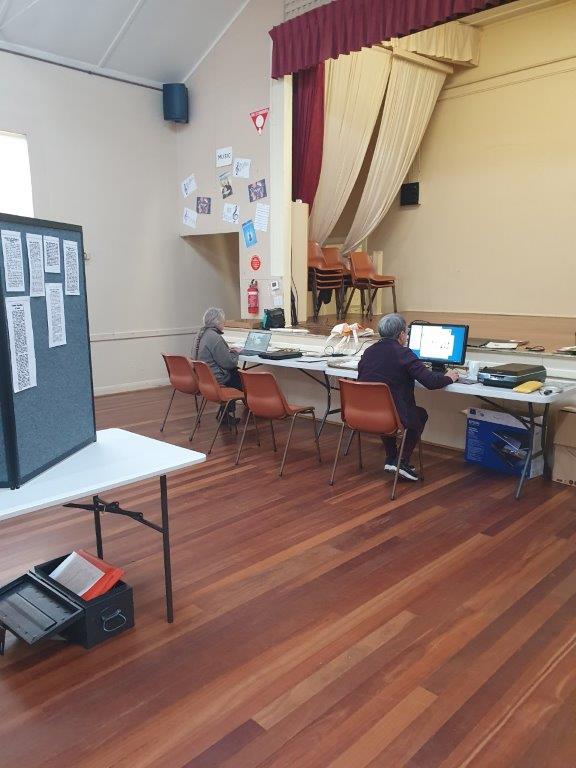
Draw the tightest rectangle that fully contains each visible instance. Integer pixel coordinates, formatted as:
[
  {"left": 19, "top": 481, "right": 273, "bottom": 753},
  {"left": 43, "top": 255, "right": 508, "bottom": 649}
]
[{"left": 398, "top": 461, "right": 419, "bottom": 481}]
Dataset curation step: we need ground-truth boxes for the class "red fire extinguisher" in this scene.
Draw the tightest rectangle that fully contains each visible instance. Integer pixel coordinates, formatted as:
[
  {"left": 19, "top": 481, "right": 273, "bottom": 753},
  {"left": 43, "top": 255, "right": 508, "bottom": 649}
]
[{"left": 247, "top": 279, "right": 259, "bottom": 315}]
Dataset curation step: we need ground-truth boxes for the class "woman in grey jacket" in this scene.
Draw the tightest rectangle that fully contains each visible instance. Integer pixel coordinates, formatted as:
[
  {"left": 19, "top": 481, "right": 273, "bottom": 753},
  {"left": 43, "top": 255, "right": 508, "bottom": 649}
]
[{"left": 193, "top": 307, "right": 242, "bottom": 418}]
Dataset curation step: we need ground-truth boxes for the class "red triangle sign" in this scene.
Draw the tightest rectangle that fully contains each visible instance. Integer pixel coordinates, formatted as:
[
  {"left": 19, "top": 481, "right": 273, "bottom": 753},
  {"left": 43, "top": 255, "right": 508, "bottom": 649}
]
[{"left": 250, "top": 108, "right": 269, "bottom": 134}]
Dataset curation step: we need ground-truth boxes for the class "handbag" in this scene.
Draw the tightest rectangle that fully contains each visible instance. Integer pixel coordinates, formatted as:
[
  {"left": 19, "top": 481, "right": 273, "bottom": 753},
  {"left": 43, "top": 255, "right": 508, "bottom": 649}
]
[{"left": 262, "top": 308, "right": 285, "bottom": 329}]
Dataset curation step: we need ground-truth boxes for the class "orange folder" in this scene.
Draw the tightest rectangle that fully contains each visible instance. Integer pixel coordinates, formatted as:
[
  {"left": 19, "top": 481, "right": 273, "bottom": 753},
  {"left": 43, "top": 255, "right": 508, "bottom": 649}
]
[{"left": 75, "top": 550, "right": 124, "bottom": 601}]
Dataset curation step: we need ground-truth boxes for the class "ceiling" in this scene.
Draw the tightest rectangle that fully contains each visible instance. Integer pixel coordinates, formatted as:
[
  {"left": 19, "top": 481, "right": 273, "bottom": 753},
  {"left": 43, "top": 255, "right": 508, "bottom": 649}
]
[{"left": 0, "top": 0, "right": 250, "bottom": 88}]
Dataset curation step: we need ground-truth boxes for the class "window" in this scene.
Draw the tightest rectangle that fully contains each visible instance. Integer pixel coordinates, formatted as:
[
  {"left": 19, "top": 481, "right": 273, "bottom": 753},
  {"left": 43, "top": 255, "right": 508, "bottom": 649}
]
[{"left": 0, "top": 132, "right": 34, "bottom": 217}]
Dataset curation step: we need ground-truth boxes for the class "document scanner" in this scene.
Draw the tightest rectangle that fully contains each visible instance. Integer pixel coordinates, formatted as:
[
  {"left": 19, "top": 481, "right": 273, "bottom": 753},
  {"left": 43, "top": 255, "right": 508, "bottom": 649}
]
[{"left": 477, "top": 363, "right": 546, "bottom": 389}]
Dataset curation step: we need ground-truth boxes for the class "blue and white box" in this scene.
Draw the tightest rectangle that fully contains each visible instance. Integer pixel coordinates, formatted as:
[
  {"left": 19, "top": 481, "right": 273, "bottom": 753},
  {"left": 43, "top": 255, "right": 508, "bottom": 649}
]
[{"left": 465, "top": 408, "right": 543, "bottom": 478}]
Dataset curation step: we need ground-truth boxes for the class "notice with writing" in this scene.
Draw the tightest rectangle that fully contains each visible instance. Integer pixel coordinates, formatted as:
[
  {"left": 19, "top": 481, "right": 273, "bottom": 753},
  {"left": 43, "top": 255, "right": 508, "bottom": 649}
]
[
  {"left": 5, "top": 296, "right": 37, "bottom": 393},
  {"left": 2, "top": 229, "right": 25, "bottom": 292},
  {"left": 26, "top": 233, "right": 45, "bottom": 297},
  {"left": 63, "top": 240, "right": 80, "bottom": 295},
  {"left": 44, "top": 236, "right": 61, "bottom": 273},
  {"left": 45, "top": 282, "right": 67, "bottom": 347}
]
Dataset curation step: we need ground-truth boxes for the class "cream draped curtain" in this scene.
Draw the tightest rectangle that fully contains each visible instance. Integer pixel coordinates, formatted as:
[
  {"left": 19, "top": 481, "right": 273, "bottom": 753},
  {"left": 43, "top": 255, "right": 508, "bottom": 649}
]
[
  {"left": 342, "top": 55, "right": 448, "bottom": 255},
  {"left": 309, "top": 46, "right": 392, "bottom": 246},
  {"left": 390, "top": 21, "right": 480, "bottom": 66}
]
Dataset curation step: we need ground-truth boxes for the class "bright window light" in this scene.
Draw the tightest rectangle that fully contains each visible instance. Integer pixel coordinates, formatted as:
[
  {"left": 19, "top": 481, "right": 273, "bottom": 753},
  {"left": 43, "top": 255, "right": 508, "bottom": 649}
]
[{"left": 0, "top": 132, "right": 34, "bottom": 217}]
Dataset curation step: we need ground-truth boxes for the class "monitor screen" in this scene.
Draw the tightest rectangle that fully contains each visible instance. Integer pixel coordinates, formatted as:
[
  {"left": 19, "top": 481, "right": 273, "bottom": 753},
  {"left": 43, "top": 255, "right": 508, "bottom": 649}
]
[
  {"left": 408, "top": 323, "right": 469, "bottom": 366},
  {"left": 245, "top": 330, "right": 271, "bottom": 352}
]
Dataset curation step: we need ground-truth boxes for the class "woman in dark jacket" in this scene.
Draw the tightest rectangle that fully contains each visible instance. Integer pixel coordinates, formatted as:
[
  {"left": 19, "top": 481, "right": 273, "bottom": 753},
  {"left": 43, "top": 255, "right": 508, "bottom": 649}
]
[{"left": 193, "top": 307, "right": 241, "bottom": 419}]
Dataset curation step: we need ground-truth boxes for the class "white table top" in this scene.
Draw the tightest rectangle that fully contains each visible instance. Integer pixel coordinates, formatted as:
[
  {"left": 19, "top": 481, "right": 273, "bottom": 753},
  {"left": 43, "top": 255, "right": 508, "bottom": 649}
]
[{"left": 0, "top": 428, "right": 206, "bottom": 522}]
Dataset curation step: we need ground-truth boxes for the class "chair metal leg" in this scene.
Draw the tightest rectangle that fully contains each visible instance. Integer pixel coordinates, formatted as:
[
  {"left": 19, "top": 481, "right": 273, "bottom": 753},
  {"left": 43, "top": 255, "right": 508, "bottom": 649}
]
[
  {"left": 329, "top": 422, "right": 346, "bottom": 486},
  {"left": 311, "top": 412, "right": 322, "bottom": 464},
  {"left": 253, "top": 413, "right": 261, "bottom": 446},
  {"left": 160, "top": 389, "right": 176, "bottom": 432},
  {"left": 344, "top": 427, "right": 355, "bottom": 456},
  {"left": 208, "top": 403, "right": 228, "bottom": 454},
  {"left": 418, "top": 438, "right": 424, "bottom": 481},
  {"left": 194, "top": 393, "right": 199, "bottom": 413},
  {"left": 189, "top": 397, "right": 207, "bottom": 442},
  {"left": 235, "top": 409, "right": 252, "bottom": 465},
  {"left": 391, "top": 283, "right": 397, "bottom": 312},
  {"left": 279, "top": 414, "right": 298, "bottom": 477},
  {"left": 269, "top": 420, "right": 277, "bottom": 452},
  {"left": 343, "top": 287, "right": 356, "bottom": 318},
  {"left": 358, "top": 431, "right": 363, "bottom": 470},
  {"left": 360, "top": 289, "right": 365, "bottom": 316},
  {"left": 391, "top": 430, "right": 407, "bottom": 500}
]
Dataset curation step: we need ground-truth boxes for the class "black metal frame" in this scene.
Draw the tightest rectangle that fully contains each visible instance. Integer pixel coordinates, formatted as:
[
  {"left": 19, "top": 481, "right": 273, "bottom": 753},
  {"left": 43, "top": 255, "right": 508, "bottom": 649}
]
[{"left": 64, "top": 474, "right": 174, "bottom": 623}]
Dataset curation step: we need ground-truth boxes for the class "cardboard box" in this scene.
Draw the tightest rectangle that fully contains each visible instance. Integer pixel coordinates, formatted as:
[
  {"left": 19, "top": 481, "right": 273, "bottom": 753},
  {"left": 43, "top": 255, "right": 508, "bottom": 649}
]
[
  {"left": 465, "top": 407, "right": 543, "bottom": 479},
  {"left": 553, "top": 408, "right": 576, "bottom": 486}
]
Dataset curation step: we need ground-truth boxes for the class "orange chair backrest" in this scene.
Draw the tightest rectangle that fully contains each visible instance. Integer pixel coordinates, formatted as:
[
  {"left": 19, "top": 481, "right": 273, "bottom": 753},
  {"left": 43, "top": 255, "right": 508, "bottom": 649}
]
[
  {"left": 350, "top": 251, "right": 375, "bottom": 280},
  {"left": 322, "top": 247, "right": 348, "bottom": 271},
  {"left": 339, "top": 379, "right": 402, "bottom": 436},
  {"left": 308, "top": 241, "right": 327, "bottom": 269},
  {"left": 162, "top": 355, "right": 199, "bottom": 395},
  {"left": 239, "top": 370, "right": 290, "bottom": 419},
  {"left": 194, "top": 360, "right": 223, "bottom": 403}
]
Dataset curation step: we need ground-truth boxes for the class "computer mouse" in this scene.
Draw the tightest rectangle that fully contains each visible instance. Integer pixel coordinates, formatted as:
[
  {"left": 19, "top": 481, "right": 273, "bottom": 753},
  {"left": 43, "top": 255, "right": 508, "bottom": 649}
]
[{"left": 541, "top": 386, "right": 562, "bottom": 396}]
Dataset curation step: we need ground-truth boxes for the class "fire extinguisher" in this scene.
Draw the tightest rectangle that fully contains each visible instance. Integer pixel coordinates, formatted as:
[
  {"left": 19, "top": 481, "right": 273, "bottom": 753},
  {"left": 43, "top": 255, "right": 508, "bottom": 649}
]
[{"left": 247, "top": 279, "right": 259, "bottom": 315}]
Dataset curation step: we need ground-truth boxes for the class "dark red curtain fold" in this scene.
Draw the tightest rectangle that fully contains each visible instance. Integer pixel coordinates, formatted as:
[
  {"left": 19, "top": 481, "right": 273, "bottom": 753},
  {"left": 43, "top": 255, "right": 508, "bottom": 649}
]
[
  {"left": 292, "top": 61, "right": 325, "bottom": 208},
  {"left": 270, "top": 0, "right": 513, "bottom": 78}
]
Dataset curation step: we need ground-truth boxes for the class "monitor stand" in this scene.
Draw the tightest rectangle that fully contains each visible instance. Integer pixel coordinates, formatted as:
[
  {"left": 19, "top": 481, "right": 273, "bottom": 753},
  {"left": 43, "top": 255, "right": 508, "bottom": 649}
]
[{"left": 431, "top": 362, "right": 448, "bottom": 374}]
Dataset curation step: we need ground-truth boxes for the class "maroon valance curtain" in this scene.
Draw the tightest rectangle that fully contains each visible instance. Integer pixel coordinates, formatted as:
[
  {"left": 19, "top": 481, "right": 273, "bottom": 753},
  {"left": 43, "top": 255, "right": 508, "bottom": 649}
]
[
  {"left": 292, "top": 62, "right": 325, "bottom": 208},
  {"left": 270, "top": 0, "right": 512, "bottom": 78}
]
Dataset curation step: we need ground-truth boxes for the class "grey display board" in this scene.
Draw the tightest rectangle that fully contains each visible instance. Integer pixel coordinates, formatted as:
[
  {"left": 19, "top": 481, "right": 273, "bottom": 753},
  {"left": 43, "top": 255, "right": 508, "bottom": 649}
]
[{"left": 0, "top": 214, "right": 96, "bottom": 488}]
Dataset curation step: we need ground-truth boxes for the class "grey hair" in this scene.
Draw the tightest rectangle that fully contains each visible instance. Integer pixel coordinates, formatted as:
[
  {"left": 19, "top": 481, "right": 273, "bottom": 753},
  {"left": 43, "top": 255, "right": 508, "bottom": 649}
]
[
  {"left": 378, "top": 313, "right": 407, "bottom": 339},
  {"left": 202, "top": 307, "right": 225, "bottom": 328}
]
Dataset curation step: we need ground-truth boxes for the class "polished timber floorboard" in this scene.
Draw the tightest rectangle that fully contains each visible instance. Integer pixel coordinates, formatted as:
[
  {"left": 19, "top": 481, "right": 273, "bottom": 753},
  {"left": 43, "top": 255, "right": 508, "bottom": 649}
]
[{"left": 1, "top": 387, "right": 576, "bottom": 767}]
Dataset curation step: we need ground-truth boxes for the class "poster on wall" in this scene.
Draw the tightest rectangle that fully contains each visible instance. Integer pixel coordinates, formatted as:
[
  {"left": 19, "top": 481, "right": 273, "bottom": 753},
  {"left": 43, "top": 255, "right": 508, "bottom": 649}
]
[
  {"left": 1, "top": 229, "right": 25, "bottom": 292},
  {"left": 216, "top": 147, "right": 233, "bottom": 167},
  {"left": 183, "top": 207, "right": 197, "bottom": 228},
  {"left": 181, "top": 174, "right": 197, "bottom": 197},
  {"left": 218, "top": 171, "right": 233, "bottom": 199},
  {"left": 254, "top": 203, "right": 270, "bottom": 232},
  {"left": 223, "top": 203, "right": 240, "bottom": 224},
  {"left": 196, "top": 197, "right": 212, "bottom": 214},
  {"left": 250, "top": 108, "right": 269, "bottom": 134},
  {"left": 232, "top": 158, "right": 251, "bottom": 178},
  {"left": 250, "top": 255, "right": 261, "bottom": 271},
  {"left": 248, "top": 179, "right": 267, "bottom": 202},
  {"left": 242, "top": 220, "right": 257, "bottom": 248}
]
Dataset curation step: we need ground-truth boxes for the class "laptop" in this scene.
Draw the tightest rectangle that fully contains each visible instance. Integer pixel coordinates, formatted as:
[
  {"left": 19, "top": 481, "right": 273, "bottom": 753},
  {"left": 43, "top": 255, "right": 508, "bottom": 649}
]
[
  {"left": 468, "top": 338, "right": 513, "bottom": 348},
  {"left": 238, "top": 330, "right": 272, "bottom": 356}
]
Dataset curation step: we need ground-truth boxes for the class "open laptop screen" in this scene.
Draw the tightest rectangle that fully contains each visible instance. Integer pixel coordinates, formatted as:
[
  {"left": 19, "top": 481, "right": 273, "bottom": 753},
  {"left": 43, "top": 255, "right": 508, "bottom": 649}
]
[{"left": 244, "top": 331, "right": 271, "bottom": 353}]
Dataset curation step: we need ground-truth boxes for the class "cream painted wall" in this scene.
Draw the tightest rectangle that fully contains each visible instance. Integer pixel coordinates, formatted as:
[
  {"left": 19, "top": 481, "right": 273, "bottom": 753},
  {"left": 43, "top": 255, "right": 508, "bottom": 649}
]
[
  {"left": 176, "top": 0, "right": 284, "bottom": 318},
  {"left": 0, "top": 51, "right": 239, "bottom": 393},
  {"left": 368, "top": 0, "right": 576, "bottom": 317}
]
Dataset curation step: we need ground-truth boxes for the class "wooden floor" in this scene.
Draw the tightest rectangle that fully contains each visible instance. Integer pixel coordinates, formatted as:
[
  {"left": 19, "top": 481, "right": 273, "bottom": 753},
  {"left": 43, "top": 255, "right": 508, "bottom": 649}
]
[{"left": 2, "top": 388, "right": 576, "bottom": 767}]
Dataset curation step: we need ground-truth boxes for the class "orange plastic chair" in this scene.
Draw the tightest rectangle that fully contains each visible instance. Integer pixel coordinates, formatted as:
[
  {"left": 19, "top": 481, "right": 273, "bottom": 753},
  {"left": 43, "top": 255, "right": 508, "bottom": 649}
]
[
  {"left": 329, "top": 379, "right": 423, "bottom": 499},
  {"left": 236, "top": 370, "right": 322, "bottom": 476},
  {"left": 189, "top": 360, "right": 245, "bottom": 453},
  {"left": 308, "top": 241, "right": 345, "bottom": 320},
  {"left": 160, "top": 355, "right": 200, "bottom": 432},
  {"left": 344, "top": 251, "right": 397, "bottom": 320}
]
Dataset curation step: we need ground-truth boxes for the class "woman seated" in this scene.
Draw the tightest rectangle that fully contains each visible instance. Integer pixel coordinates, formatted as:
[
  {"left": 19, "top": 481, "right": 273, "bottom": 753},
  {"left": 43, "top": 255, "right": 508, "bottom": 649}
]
[{"left": 193, "top": 307, "right": 241, "bottom": 420}]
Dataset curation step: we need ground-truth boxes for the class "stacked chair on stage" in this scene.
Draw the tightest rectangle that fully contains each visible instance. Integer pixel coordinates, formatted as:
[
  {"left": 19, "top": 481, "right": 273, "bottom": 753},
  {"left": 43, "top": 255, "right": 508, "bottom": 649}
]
[
  {"left": 342, "top": 251, "right": 397, "bottom": 320},
  {"left": 307, "top": 241, "right": 346, "bottom": 321}
]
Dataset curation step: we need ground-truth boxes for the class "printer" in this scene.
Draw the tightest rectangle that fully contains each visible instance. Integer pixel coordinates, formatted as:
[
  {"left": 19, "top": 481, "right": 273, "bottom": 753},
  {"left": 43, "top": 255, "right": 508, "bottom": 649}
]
[{"left": 477, "top": 363, "right": 546, "bottom": 389}]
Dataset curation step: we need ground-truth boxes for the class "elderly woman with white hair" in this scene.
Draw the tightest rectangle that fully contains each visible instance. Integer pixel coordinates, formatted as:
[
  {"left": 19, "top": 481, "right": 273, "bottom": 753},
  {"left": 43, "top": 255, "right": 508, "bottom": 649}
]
[
  {"left": 193, "top": 307, "right": 242, "bottom": 420},
  {"left": 358, "top": 313, "right": 459, "bottom": 481}
]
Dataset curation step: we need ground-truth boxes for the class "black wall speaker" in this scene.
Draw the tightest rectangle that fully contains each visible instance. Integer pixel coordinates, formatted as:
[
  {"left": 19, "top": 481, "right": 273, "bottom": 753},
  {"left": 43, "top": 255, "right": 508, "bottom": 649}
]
[
  {"left": 163, "top": 83, "right": 189, "bottom": 123},
  {"left": 400, "top": 182, "right": 420, "bottom": 206}
]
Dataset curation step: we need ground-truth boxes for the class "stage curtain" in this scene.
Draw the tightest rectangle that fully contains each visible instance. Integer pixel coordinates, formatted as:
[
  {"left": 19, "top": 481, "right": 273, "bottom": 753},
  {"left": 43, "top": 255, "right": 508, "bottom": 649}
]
[
  {"left": 269, "top": 0, "right": 512, "bottom": 78},
  {"left": 309, "top": 46, "right": 392, "bottom": 246},
  {"left": 342, "top": 55, "right": 447, "bottom": 255},
  {"left": 391, "top": 20, "right": 480, "bottom": 65},
  {"left": 292, "top": 62, "right": 325, "bottom": 207}
]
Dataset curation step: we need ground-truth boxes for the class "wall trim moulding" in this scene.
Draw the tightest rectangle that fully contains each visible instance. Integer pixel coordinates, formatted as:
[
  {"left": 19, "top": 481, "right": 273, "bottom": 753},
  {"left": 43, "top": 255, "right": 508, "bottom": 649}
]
[{"left": 90, "top": 326, "right": 201, "bottom": 343}]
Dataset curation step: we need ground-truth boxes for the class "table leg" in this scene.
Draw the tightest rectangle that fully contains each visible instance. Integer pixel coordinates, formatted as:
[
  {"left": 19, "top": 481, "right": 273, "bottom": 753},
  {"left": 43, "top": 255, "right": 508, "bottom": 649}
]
[
  {"left": 541, "top": 403, "right": 550, "bottom": 478},
  {"left": 515, "top": 403, "right": 535, "bottom": 500},
  {"left": 318, "top": 373, "right": 333, "bottom": 437},
  {"left": 93, "top": 495, "right": 104, "bottom": 559},
  {"left": 160, "top": 474, "right": 174, "bottom": 623}
]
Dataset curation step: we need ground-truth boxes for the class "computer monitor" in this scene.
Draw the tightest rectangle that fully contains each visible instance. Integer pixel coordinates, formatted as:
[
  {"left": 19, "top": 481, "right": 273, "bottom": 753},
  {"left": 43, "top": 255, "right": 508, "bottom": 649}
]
[{"left": 408, "top": 323, "right": 469, "bottom": 372}]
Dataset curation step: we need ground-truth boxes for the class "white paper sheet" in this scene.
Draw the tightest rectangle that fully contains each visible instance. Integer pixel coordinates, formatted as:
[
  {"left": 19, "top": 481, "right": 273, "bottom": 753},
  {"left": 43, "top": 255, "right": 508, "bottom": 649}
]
[
  {"left": 43, "top": 235, "right": 61, "bottom": 273},
  {"left": 222, "top": 202, "right": 240, "bottom": 224},
  {"left": 183, "top": 207, "right": 197, "bottom": 228},
  {"left": 1, "top": 229, "right": 25, "bottom": 292},
  {"left": 26, "top": 233, "right": 45, "bottom": 297},
  {"left": 45, "top": 282, "right": 67, "bottom": 347},
  {"left": 232, "top": 158, "right": 251, "bottom": 178},
  {"left": 216, "top": 146, "right": 233, "bottom": 167},
  {"left": 181, "top": 174, "right": 197, "bottom": 198},
  {"left": 254, "top": 202, "right": 270, "bottom": 232},
  {"left": 273, "top": 294, "right": 283, "bottom": 307},
  {"left": 50, "top": 552, "right": 103, "bottom": 596},
  {"left": 63, "top": 240, "right": 80, "bottom": 295},
  {"left": 5, "top": 296, "right": 37, "bottom": 392}
]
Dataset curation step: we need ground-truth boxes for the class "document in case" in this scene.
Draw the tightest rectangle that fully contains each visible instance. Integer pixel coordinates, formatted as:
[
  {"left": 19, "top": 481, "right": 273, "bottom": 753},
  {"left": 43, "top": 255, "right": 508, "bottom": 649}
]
[
  {"left": 5, "top": 296, "right": 37, "bottom": 392},
  {"left": 50, "top": 552, "right": 104, "bottom": 597},
  {"left": 26, "top": 233, "right": 45, "bottom": 297},
  {"left": 1, "top": 229, "right": 25, "bottom": 292},
  {"left": 63, "top": 240, "right": 80, "bottom": 295},
  {"left": 44, "top": 235, "right": 61, "bottom": 273},
  {"left": 45, "top": 282, "right": 67, "bottom": 347}
]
